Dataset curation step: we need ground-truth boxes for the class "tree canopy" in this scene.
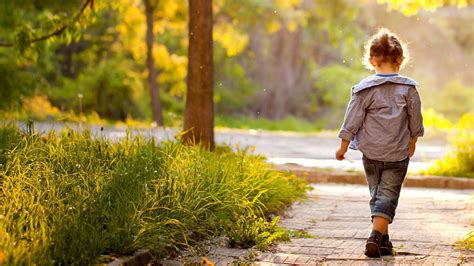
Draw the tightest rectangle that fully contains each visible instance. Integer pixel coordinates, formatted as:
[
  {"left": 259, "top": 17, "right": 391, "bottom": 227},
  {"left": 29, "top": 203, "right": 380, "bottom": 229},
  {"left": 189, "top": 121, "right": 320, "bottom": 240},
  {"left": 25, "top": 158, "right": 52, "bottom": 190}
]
[{"left": 0, "top": 0, "right": 472, "bottom": 128}]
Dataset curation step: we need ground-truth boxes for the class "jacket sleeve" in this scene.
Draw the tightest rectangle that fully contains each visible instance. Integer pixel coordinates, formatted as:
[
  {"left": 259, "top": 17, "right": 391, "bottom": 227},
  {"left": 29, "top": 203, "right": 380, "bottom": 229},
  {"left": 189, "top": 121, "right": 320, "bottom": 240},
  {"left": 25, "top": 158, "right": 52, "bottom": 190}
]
[
  {"left": 338, "top": 93, "right": 366, "bottom": 141},
  {"left": 407, "top": 88, "right": 424, "bottom": 138}
]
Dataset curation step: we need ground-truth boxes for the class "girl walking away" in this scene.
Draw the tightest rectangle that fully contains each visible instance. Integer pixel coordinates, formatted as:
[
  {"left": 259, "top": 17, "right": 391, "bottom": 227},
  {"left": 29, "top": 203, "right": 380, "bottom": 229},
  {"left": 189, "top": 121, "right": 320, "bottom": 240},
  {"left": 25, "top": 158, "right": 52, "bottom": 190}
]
[{"left": 335, "top": 28, "right": 424, "bottom": 258}]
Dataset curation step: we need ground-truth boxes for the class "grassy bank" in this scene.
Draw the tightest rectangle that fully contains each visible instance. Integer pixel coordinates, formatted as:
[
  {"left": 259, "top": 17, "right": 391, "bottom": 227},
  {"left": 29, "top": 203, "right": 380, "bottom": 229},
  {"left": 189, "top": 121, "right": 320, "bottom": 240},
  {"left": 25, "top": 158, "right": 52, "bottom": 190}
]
[
  {"left": 216, "top": 115, "right": 325, "bottom": 132},
  {"left": 0, "top": 124, "right": 308, "bottom": 265}
]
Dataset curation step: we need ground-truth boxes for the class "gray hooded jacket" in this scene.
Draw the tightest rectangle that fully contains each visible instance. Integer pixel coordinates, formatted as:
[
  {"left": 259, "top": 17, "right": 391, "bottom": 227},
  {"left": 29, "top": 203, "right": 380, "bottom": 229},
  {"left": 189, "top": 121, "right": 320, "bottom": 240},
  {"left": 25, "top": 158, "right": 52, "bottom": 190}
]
[{"left": 338, "top": 74, "right": 424, "bottom": 162}]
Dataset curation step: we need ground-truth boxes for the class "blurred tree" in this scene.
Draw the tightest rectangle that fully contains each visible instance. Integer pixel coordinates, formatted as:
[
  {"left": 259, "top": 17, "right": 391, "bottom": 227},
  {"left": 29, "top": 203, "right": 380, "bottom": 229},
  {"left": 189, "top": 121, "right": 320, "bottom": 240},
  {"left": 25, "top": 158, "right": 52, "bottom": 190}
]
[
  {"left": 183, "top": 0, "right": 214, "bottom": 149},
  {"left": 0, "top": 0, "right": 97, "bottom": 110},
  {"left": 114, "top": 0, "right": 188, "bottom": 121},
  {"left": 45, "top": 2, "right": 148, "bottom": 119},
  {"left": 144, "top": 0, "right": 164, "bottom": 126},
  {"left": 0, "top": 53, "right": 42, "bottom": 109},
  {"left": 0, "top": 0, "right": 93, "bottom": 48},
  {"left": 213, "top": 0, "right": 363, "bottom": 120},
  {"left": 50, "top": 57, "right": 144, "bottom": 120}
]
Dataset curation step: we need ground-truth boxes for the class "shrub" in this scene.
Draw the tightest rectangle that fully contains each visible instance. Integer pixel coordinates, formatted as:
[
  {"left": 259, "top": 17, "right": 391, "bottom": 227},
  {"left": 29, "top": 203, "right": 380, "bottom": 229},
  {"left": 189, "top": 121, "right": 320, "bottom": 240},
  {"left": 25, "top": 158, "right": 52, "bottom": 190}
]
[
  {"left": 227, "top": 216, "right": 289, "bottom": 250},
  {"left": 423, "top": 113, "right": 474, "bottom": 178},
  {"left": 21, "top": 95, "right": 61, "bottom": 121},
  {"left": 49, "top": 58, "right": 146, "bottom": 121},
  {"left": 422, "top": 108, "right": 453, "bottom": 130},
  {"left": 0, "top": 124, "right": 308, "bottom": 264},
  {"left": 457, "top": 231, "right": 474, "bottom": 250}
]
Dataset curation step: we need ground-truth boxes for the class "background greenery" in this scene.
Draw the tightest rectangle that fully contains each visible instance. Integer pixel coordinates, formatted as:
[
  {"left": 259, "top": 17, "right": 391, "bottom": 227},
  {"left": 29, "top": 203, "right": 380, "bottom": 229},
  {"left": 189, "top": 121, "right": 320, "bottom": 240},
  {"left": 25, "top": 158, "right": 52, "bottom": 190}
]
[{"left": 0, "top": 0, "right": 472, "bottom": 130}]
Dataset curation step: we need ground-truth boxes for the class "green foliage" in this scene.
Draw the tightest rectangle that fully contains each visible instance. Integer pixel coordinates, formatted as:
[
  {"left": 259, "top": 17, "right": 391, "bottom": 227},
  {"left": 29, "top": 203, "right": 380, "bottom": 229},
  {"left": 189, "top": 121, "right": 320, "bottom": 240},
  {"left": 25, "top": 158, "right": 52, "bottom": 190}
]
[
  {"left": 227, "top": 216, "right": 290, "bottom": 250},
  {"left": 288, "top": 229, "right": 315, "bottom": 239},
  {"left": 0, "top": 0, "right": 94, "bottom": 52},
  {"left": 423, "top": 113, "right": 474, "bottom": 178},
  {"left": 313, "top": 65, "right": 367, "bottom": 128},
  {"left": 214, "top": 45, "right": 259, "bottom": 115},
  {"left": 50, "top": 58, "right": 146, "bottom": 120},
  {"left": 0, "top": 1, "right": 109, "bottom": 112},
  {"left": 216, "top": 115, "right": 324, "bottom": 132},
  {"left": 0, "top": 53, "right": 42, "bottom": 110},
  {"left": 430, "top": 80, "right": 474, "bottom": 121},
  {"left": 0, "top": 124, "right": 308, "bottom": 264}
]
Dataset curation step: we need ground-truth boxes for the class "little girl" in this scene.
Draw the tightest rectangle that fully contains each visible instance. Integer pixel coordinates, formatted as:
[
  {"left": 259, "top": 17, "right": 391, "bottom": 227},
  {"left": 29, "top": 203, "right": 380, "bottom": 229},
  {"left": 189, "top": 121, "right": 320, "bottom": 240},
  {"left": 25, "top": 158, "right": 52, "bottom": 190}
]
[{"left": 335, "top": 28, "right": 424, "bottom": 257}]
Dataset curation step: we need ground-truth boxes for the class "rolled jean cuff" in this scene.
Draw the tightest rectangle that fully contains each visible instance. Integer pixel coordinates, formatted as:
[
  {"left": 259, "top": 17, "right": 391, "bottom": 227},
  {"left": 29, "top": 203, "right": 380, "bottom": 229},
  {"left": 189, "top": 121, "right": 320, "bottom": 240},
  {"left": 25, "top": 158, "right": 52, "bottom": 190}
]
[{"left": 371, "top": 212, "right": 393, "bottom": 224}]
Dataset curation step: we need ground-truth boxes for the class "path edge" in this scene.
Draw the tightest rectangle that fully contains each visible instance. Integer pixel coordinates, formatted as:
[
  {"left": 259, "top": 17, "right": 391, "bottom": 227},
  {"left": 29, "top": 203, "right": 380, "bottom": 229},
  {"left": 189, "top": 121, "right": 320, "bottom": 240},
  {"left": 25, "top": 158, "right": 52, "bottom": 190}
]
[
  {"left": 108, "top": 249, "right": 152, "bottom": 266},
  {"left": 274, "top": 164, "right": 474, "bottom": 189}
]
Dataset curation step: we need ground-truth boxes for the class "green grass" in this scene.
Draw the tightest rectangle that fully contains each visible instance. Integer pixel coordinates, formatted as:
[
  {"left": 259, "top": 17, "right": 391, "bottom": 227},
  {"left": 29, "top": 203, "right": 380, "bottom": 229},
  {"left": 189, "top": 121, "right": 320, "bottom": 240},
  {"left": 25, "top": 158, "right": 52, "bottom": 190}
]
[
  {"left": 0, "top": 124, "right": 309, "bottom": 265},
  {"left": 288, "top": 229, "right": 315, "bottom": 239},
  {"left": 227, "top": 215, "right": 290, "bottom": 250},
  {"left": 216, "top": 115, "right": 325, "bottom": 132}
]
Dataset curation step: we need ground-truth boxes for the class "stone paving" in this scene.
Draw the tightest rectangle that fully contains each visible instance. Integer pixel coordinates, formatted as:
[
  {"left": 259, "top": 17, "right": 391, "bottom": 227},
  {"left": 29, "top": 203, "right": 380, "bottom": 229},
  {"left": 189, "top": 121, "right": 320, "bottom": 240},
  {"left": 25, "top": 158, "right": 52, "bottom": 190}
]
[{"left": 174, "top": 183, "right": 474, "bottom": 265}]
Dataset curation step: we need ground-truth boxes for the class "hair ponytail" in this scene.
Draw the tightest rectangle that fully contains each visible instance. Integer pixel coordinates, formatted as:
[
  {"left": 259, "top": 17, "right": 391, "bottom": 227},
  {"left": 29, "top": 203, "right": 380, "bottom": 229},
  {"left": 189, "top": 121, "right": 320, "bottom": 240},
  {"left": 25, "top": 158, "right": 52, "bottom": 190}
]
[{"left": 363, "top": 28, "right": 408, "bottom": 70}]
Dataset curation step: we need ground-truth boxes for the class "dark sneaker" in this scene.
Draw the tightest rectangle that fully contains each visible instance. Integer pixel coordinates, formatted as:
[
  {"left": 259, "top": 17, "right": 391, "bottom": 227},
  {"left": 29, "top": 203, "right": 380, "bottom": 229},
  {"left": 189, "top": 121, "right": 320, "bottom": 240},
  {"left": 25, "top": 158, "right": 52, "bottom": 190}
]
[
  {"left": 365, "top": 230, "right": 382, "bottom": 258},
  {"left": 380, "top": 234, "right": 393, "bottom": 256}
]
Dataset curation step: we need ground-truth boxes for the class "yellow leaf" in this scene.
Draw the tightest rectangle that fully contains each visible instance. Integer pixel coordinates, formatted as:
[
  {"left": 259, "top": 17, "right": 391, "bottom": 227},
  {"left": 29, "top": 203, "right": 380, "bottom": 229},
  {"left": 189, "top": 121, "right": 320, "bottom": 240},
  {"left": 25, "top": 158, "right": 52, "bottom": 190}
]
[
  {"left": 202, "top": 257, "right": 214, "bottom": 266},
  {"left": 160, "top": 0, "right": 179, "bottom": 18},
  {"left": 213, "top": 23, "right": 249, "bottom": 57},
  {"left": 275, "top": 0, "right": 301, "bottom": 9},
  {"left": 153, "top": 44, "right": 172, "bottom": 69},
  {"left": 287, "top": 21, "right": 298, "bottom": 32},
  {"left": 265, "top": 20, "right": 281, "bottom": 33}
]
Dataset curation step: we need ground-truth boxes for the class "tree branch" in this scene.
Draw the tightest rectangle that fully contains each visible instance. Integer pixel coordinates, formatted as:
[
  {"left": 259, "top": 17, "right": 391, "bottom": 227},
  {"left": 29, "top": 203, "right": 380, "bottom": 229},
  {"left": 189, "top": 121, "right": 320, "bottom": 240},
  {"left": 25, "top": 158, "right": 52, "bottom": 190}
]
[{"left": 0, "top": 0, "right": 93, "bottom": 47}]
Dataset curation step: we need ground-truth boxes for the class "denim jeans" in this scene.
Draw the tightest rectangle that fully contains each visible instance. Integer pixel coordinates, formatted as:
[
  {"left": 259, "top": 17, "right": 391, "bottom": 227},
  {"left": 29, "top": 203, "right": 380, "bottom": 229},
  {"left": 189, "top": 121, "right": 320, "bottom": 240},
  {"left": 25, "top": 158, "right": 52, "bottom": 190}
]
[{"left": 362, "top": 155, "right": 409, "bottom": 224}]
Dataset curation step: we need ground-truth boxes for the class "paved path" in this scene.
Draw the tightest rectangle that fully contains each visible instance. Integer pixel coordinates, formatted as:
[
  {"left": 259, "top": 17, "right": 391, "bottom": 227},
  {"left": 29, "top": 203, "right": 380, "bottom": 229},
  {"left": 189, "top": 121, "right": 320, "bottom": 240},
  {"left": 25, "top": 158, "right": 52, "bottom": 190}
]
[{"left": 179, "top": 183, "right": 473, "bottom": 265}]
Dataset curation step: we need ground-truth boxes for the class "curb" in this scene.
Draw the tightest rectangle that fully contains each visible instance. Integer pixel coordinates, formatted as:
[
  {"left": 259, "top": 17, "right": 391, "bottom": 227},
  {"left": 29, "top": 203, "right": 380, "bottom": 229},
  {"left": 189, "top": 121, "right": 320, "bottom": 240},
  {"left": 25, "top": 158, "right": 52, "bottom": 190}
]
[
  {"left": 274, "top": 164, "right": 474, "bottom": 190},
  {"left": 108, "top": 249, "right": 152, "bottom": 266}
]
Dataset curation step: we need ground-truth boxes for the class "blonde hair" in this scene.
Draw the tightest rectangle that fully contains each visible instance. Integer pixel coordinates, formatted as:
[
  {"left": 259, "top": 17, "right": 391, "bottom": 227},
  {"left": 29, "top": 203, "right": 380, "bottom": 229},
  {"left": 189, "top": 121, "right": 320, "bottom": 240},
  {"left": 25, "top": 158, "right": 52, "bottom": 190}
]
[{"left": 363, "top": 28, "right": 409, "bottom": 70}]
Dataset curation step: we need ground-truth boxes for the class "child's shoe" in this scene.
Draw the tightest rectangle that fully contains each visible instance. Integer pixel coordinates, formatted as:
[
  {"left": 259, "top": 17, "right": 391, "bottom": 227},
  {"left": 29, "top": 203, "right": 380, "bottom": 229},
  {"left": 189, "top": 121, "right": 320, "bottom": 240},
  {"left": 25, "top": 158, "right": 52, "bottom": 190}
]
[
  {"left": 380, "top": 234, "right": 393, "bottom": 256},
  {"left": 365, "top": 230, "right": 382, "bottom": 258}
]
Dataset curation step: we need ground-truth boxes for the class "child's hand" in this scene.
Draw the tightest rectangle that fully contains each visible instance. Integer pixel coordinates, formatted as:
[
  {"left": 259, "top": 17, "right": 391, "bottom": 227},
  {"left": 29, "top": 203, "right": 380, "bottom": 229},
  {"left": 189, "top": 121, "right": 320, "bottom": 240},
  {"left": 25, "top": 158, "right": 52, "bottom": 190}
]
[
  {"left": 409, "top": 137, "right": 417, "bottom": 158},
  {"left": 409, "top": 142, "right": 416, "bottom": 157},
  {"left": 335, "top": 147, "right": 347, "bottom": 161},
  {"left": 336, "top": 139, "right": 350, "bottom": 161}
]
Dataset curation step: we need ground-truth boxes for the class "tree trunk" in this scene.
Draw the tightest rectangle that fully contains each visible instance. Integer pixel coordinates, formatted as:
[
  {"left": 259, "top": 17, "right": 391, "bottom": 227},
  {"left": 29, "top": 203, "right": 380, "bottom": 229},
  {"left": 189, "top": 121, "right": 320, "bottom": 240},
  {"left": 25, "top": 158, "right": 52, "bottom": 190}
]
[
  {"left": 183, "top": 0, "right": 214, "bottom": 150},
  {"left": 144, "top": 0, "right": 164, "bottom": 126}
]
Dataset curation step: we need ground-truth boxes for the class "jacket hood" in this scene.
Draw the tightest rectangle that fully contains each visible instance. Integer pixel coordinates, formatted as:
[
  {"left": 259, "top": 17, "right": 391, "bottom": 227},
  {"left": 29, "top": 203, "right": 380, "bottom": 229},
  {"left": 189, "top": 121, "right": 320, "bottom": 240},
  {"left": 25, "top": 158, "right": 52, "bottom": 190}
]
[{"left": 352, "top": 75, "right": 418, "bottom": 94}]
